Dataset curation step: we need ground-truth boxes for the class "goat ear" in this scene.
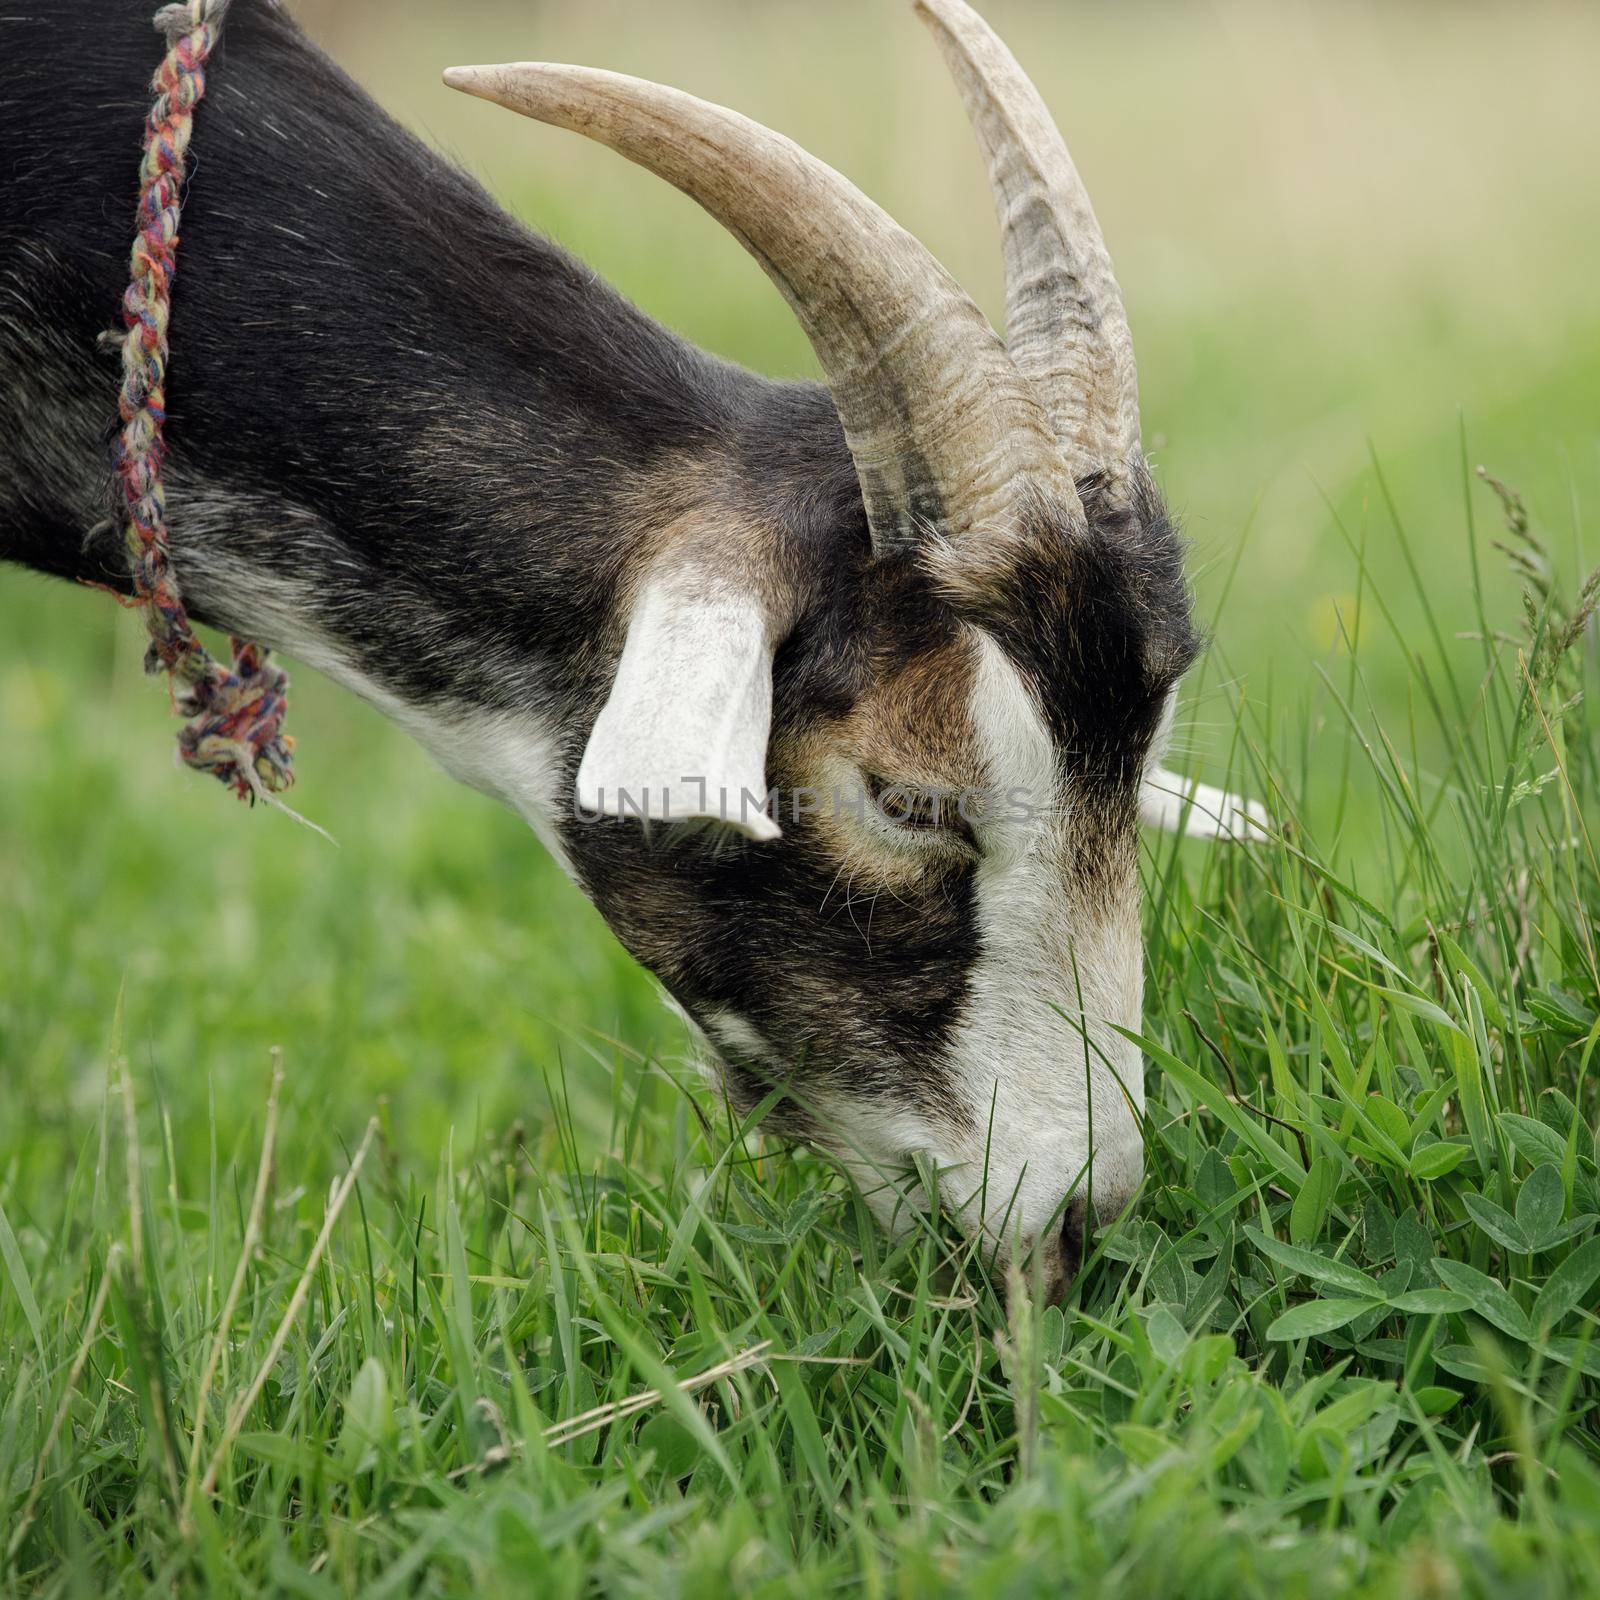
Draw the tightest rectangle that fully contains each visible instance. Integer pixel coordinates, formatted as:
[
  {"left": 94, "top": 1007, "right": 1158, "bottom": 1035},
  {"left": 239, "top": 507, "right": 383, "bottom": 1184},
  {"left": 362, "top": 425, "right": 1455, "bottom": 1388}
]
[
  {"left": 576, "top": 572, "right": 782, "bottom": 842},
  {"left": 1140, "top": 766, "right": 1268, "bottom": 841}
]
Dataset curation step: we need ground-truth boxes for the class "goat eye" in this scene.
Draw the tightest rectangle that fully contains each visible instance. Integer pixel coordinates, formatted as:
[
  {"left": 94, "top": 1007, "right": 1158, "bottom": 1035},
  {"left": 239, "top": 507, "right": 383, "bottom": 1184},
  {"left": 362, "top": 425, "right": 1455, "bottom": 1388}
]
[{"left": 863, "top": 773, "right": 978, "bottom": 848}]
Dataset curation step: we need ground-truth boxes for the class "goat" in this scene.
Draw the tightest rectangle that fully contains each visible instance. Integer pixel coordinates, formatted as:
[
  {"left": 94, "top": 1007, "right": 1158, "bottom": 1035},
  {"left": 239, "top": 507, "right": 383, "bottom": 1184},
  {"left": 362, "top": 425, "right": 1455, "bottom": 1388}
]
[{"left": 0, "top": 0, "right": 1263, "bottom": 1296}]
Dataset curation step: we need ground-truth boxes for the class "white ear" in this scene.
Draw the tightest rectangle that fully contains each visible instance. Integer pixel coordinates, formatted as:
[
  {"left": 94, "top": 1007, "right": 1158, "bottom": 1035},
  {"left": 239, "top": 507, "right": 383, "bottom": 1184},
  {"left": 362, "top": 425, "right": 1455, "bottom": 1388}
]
[
  {"left": 576, "top": 572, "right": 781, "bottom": 841},
  {"left": 1141, "top": 766, "right": 1268, "bottom": 841}
]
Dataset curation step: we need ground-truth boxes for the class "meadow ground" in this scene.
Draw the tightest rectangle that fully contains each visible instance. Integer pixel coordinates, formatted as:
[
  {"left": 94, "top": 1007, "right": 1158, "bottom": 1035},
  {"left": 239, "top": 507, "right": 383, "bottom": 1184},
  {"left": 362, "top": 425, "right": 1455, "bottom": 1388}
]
[{"left": 4, "top": 2, "right": 1600, "bottom": 1594}]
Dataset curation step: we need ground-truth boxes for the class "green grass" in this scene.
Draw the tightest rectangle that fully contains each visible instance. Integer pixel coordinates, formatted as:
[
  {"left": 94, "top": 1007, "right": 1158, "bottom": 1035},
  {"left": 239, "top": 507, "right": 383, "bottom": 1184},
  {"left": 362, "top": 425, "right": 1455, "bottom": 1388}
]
[
  {"left": 5, "top": 464, "right": 1600, "bottom": 1598},
  {"left": 7, "top": 1, "right": 1600, "bottom": 1592}
]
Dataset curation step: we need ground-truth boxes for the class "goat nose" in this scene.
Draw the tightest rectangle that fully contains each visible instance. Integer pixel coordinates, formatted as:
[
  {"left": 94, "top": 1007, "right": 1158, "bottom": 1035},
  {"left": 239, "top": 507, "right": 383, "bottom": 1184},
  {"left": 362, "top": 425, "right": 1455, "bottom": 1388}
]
[
  {"left": 1009, "top": 1195, "right": 1092, "bottom": 1311},
  {"left": 1059, "top": 1193, "right": 1090, "bottom": 1284}
]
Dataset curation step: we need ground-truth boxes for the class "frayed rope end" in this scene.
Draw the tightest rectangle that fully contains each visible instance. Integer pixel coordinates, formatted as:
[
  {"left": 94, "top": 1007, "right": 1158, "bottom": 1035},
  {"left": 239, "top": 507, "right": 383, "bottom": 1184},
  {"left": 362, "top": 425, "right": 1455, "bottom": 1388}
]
[{"left": 172, "top": 643, "right": 308, "bottom": 812}]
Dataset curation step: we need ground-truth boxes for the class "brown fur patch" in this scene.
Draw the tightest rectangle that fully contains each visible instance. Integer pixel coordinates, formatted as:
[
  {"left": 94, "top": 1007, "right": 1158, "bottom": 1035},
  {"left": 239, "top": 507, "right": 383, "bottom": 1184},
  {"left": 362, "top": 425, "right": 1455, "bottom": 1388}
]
[
  {"left": 769, "top": 628, "right": 983, "bottom": 894},
  {"left": 610, "top": 451, "right": 813, "bottom": 649},
  {"left": 836, "top": 629, "right": 985, "bottom": 788}
]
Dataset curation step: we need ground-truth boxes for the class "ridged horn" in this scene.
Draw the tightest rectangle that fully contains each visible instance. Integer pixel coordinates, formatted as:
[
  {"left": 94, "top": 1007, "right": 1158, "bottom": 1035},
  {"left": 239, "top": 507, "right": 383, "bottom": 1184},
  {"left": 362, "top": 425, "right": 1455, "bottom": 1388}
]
[
  {"left": 443, "top": 61, "right": 1080, "bottom": 550},
  {"left": 914, "top": 0, "right": 1141, "bottom": 484}
]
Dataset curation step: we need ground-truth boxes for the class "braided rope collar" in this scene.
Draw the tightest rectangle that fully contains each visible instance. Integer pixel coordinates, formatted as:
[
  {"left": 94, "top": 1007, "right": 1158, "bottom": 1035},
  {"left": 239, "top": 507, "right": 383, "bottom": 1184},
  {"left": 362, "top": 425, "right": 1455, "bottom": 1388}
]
[{"left": 111, "top": 0, "right": 296, "bottom": 806}]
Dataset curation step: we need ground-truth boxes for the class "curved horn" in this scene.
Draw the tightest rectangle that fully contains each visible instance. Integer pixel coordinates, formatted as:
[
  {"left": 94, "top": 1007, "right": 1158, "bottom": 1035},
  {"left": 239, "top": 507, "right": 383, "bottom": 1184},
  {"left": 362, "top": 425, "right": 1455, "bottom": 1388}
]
[
  {"left": 444, "top": 61, "right": 1078, "bottom": 550},
  {"left": 914, "top": 0, "right": 1140, "bottom": 483}
]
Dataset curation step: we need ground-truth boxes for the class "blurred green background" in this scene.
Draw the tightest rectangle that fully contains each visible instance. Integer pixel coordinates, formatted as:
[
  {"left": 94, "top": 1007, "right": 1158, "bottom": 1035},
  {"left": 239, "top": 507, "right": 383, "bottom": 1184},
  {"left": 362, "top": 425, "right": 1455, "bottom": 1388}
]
[{"left": 4, "top": 0, "right": 1598, "bottom": 1167}]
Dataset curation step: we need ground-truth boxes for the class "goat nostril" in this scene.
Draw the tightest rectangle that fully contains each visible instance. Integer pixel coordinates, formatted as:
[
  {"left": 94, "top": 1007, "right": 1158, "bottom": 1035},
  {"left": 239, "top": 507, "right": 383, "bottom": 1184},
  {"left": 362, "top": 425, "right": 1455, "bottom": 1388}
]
[{"left": 1059, "top": 1194, "right": 1091, "bottom": 1283}]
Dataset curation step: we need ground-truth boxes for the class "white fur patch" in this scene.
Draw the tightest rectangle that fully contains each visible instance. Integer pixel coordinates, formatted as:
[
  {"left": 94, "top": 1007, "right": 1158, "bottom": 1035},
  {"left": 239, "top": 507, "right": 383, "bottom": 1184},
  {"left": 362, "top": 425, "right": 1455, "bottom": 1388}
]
[
  {"left": 852, "top": 631, "right": 1148, "bottom": 1264},
  {"left": 354, "top": 675, "right": 573, "bottom": 875},
  {"left": 701, "top": 1008, "right": 777, "bottom": 1068},
  {"left": 807, "top": 1094, "right": 949, "bottom": 1235},
  {"left": 177, "top": 550, "right": 573, "bottom": 873}
]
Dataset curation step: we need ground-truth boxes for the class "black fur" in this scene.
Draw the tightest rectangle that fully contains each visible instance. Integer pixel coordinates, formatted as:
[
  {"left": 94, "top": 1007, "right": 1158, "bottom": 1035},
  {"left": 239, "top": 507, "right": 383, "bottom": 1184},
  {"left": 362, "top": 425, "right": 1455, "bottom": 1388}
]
[{"left": 952, "top": 472, "right": 1200, "bottom": 792}]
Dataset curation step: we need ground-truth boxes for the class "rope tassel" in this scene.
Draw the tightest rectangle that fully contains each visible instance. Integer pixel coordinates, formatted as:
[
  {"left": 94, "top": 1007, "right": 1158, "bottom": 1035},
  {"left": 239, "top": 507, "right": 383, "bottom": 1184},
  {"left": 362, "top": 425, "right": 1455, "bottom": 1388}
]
[{"left": 112, "top": 0, "right": 295, "bottom": 805}]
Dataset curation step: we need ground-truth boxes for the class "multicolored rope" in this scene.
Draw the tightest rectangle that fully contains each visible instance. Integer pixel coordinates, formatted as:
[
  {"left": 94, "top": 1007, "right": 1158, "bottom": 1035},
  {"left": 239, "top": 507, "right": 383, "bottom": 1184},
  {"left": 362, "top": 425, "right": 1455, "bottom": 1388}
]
[{"left": 112, "top": 0, "right": 295, "bottom": 804}]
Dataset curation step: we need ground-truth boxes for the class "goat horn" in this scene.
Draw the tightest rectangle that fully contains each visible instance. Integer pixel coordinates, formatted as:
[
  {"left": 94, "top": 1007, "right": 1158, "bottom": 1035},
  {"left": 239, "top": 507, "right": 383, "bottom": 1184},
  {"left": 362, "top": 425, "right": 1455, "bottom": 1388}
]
[
  {"left": 914, "top": 0, "right": 1140, "bottom": 486},
  {"left": 443, "top": 61, "right": 1080, "bottom": 550}
]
